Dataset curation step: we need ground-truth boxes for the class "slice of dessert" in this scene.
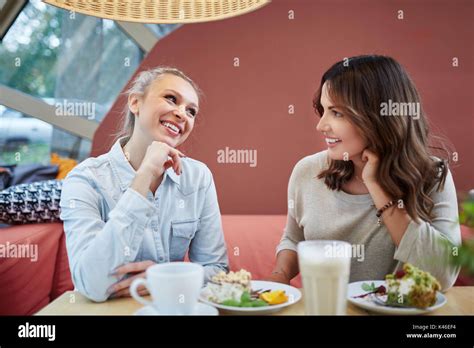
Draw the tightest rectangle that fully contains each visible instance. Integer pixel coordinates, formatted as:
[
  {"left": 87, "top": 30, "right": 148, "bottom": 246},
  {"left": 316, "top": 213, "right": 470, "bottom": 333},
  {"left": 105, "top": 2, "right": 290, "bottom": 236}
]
[
  {"left": 211, "top": 269, "right": 252, "bottom": 291},
  {"left": 385, "top": 263, "right": 441, "bottom": 308},
  {"left": 202, "top": 269, "right": 252, "bottom": 304}
]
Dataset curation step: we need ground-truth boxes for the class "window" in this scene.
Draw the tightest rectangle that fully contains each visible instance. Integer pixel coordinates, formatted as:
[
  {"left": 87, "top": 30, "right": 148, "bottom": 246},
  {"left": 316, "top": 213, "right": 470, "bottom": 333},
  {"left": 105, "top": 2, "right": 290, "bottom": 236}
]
[
  {"left": 0, "top": 105, "right": 91, "bottom": 165},
  {"left": 0, "top": 0, "right": 143, "bottom": 163},
  {"left": 0, "top": 1, "right": 181, "bottom": 165},
  {"left": 0, "top": 0, "right": 143, "bottom": 122},
  {"left": 146, "top": 23, "right": 181, "bottom": 38}
]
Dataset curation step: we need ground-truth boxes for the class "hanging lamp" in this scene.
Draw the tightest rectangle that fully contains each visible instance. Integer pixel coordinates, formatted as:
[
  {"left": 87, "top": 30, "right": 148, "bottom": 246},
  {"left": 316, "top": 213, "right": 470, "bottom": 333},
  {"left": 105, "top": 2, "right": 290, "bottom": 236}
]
[{"left": 42, "top": 0, "right": 271, "bottom": 24}]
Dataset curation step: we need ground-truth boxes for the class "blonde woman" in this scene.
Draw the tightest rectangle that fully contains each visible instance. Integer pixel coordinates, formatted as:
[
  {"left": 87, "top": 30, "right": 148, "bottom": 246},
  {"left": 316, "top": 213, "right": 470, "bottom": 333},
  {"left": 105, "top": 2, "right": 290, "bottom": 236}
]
[
  {"left": 60, "top": 67, "right": 228, "bottom": 302},
  {"left": 269, "top": 55, "right": 460, "bottom": 290}
]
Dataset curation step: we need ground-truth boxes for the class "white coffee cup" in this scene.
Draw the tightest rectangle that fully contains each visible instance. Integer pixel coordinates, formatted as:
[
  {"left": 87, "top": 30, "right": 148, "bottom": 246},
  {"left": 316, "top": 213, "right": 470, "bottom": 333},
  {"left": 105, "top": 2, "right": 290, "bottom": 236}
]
[
  {"left": 130, "top": 262, "right": 204, "bottom": 315},
  {"left": 297, "top": 240, "right": 351, "bottom": 315}
]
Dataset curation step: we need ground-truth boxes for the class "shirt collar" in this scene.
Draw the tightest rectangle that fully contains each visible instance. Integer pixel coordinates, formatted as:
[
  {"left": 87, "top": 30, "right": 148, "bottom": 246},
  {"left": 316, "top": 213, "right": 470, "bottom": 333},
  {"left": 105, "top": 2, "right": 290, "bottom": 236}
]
[{"left": 108, "top": 137, "right": 180, "bottom": 192}]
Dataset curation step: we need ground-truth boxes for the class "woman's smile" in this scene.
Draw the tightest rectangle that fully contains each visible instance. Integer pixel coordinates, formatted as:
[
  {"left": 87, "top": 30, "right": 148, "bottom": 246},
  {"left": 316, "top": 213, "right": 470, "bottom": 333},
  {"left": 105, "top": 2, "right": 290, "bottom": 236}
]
[
  {"left": 160, "top": 120, "right": 182, "bottom": 137},
  {"left": 325, "top": 137, "right": 342, "bottom": 147}
]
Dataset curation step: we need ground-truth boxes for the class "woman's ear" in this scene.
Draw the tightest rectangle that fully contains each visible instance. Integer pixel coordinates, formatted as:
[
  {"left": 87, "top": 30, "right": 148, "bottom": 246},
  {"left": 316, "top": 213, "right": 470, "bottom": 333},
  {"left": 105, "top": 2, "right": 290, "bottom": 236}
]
[{"left": 128, "top": 93, "right": 140, "bottom": 116}]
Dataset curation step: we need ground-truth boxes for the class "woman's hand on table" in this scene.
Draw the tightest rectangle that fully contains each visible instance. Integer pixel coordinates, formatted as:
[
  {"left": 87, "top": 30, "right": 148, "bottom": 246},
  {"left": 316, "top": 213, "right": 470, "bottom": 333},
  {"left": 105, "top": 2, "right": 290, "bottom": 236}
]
[
  {"left": 266, "top": 271, "right": 291, "bottom": 285},
  {"left": 267, "top": 250, "right": 299, "bottom": 285},
  {"left": 108, "top": 260, "right": 156, "bottom": 299}
]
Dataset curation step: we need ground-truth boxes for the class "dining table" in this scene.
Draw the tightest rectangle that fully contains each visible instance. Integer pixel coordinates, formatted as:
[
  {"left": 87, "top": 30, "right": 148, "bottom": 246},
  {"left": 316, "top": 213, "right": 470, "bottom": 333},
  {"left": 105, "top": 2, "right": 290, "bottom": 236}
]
[{"left": 36, "top": 286, "right": 474, "bottom": 315}]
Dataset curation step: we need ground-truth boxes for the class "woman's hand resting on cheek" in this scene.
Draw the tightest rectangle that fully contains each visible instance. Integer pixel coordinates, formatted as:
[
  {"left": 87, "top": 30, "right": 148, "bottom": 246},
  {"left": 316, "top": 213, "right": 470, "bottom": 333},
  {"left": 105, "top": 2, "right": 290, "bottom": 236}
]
[
  {"left": 361, "top": 149, "right": 380, "bottom": 186},
  {"left": 108, "top": 260, "right": 156, "bottom": 298}
]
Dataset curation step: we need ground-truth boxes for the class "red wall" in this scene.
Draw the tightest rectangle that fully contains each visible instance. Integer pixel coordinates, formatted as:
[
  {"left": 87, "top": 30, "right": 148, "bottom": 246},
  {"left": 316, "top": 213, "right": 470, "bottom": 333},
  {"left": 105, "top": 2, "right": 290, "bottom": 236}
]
[{"left": 92, "top": 0, "right": 474, "bottom": 214}]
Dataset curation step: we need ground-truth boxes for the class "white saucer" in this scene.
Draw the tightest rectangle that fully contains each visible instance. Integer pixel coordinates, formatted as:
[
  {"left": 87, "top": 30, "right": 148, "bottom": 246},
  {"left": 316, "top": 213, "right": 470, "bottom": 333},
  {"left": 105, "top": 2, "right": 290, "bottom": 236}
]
[{"left": 134, "top": 302, "right": 218, "bottom": 316}]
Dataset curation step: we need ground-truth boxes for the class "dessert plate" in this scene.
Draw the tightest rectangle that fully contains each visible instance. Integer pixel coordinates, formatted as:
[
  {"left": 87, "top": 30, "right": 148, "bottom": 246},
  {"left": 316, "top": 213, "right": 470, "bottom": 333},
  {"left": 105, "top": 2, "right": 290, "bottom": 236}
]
[
  {"left": 200, "top": 280, "right": 301, "bottom": 315},
  {"left": 348, "top": 280, "right": 447, "bottom": 315}
]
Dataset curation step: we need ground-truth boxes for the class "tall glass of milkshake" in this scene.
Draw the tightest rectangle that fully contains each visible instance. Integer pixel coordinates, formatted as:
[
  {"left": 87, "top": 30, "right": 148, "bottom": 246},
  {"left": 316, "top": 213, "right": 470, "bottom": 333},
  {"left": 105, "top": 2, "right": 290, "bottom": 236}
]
[{"left": 297, "top": 240, "right": 351, "bottom": 315}]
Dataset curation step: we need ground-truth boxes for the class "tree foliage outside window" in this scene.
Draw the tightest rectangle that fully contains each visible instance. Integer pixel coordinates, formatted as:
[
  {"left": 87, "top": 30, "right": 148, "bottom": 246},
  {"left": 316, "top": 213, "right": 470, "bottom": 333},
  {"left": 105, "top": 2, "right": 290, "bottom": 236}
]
[{"left": 0, "top": 0, "right": 147, "bottom": 164}]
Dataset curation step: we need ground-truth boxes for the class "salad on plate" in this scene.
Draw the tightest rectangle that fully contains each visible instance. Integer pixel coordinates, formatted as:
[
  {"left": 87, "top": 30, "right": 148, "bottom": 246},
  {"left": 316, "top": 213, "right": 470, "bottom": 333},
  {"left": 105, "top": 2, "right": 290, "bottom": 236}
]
[{"left": 201, "top": 269, "right": 293, "bottom": 309}]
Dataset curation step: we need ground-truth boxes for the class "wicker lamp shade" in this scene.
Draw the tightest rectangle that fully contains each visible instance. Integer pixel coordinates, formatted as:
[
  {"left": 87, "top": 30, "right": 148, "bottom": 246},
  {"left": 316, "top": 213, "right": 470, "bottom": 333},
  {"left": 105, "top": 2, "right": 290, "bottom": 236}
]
[{"left": 42, "top": 0, "right": 271, "bottom": 24}]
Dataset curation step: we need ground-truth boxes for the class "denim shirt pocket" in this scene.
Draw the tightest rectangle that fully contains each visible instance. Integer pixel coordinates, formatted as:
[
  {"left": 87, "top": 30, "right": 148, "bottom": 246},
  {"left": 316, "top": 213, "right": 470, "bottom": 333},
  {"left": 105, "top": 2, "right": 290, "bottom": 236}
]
[{"left": 170, "top": 219, "right": 199, "bottom": 261}]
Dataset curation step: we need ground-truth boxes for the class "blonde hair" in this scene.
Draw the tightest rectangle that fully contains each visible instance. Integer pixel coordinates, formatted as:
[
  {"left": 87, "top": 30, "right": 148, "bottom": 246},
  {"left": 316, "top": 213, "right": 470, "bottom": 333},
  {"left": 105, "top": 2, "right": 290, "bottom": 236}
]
[{"left": 116, "top": 66, "right": 202, "bottom": 142}]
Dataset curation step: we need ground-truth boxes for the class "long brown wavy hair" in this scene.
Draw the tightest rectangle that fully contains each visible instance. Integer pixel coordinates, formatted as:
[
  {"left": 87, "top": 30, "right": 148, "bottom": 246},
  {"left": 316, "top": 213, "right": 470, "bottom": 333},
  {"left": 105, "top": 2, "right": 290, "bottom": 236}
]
[{"left": 314, "top": 55, "right": 452, "bottom": 223}]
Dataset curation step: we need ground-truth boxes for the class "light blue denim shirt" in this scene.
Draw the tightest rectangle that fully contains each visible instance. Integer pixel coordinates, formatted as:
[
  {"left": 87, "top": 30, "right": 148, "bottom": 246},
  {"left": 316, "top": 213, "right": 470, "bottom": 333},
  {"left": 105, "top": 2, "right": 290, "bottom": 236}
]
[{"left": 60, "top": 138, "right": 228, "bottom": 302}]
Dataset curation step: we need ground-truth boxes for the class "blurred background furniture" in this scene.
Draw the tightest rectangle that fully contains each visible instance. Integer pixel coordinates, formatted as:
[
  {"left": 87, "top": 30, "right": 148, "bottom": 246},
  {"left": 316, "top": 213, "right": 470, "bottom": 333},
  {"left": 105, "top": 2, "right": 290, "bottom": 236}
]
[
  {"left": 0, "top": 216, "right": 296, "bottom": 314},
  {"left": 0, "top": 223, "right": 71, "bottom": 315},
  {"left": 3, "top": 218, "right": 473, "bottom": 315}
]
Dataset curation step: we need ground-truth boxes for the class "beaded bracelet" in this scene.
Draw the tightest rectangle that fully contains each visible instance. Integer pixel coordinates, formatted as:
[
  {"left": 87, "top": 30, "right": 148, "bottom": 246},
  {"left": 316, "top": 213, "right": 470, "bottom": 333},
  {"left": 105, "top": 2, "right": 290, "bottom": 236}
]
[{"left": 376, "top": 200, "right": 396, "bottom": 226}]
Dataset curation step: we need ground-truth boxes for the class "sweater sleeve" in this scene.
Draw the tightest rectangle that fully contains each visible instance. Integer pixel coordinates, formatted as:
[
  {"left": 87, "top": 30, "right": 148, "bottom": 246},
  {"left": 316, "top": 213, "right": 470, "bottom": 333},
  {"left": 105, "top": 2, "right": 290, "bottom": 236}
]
[
  {"left": 276, "top": 160, "right": 306, "bottom": 254},
  {"left": 393, "top": 169, "right": 462, "bottom": 291}
]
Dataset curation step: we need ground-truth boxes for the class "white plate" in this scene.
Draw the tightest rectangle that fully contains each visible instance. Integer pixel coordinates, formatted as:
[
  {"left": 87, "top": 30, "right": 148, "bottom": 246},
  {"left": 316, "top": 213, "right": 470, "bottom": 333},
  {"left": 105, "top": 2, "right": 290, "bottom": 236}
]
[
  {"left": 347, "top": 280, "right": 447, "bottom": 315},
  {"left": 199, "top": 280, "right": 302, "bottom": 315},
  {"left": 134, "top": 302, "right": 218, "bottom": 316}
]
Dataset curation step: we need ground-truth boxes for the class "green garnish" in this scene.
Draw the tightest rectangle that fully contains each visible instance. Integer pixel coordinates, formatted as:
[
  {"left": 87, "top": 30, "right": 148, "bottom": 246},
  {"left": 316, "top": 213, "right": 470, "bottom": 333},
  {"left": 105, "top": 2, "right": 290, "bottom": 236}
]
[
  {"left": 361, "top": 282, "right": 377, "bottom": 292},
  {"left": 220, "top": 291, "right": 269, "bottom": 308},
  {"left": 221, "top": 299, "right": 241, "bottom": 307}
]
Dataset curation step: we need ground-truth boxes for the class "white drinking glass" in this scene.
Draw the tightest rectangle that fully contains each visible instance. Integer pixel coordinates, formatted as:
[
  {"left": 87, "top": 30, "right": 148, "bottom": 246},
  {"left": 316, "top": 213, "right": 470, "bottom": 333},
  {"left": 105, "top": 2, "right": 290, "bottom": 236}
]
[{"left": 297, "top": 240, "right": 351, "bottom": 315}]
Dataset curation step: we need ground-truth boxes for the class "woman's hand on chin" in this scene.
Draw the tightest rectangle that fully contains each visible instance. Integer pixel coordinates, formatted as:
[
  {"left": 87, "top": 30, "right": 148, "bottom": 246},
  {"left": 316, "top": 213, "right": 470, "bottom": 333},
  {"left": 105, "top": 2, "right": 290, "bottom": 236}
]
[
  {"left": 107, "top": 260, "right": 156, "bottom": 299},
  {"left": 131, "top": 141, "right": 185, "bottom": 197},
  {"left": 138, "top": 141, "right": 186, "bottom": 178},
  {"left": 361, "top": 148, "right": 380, "bottom": 186}
]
